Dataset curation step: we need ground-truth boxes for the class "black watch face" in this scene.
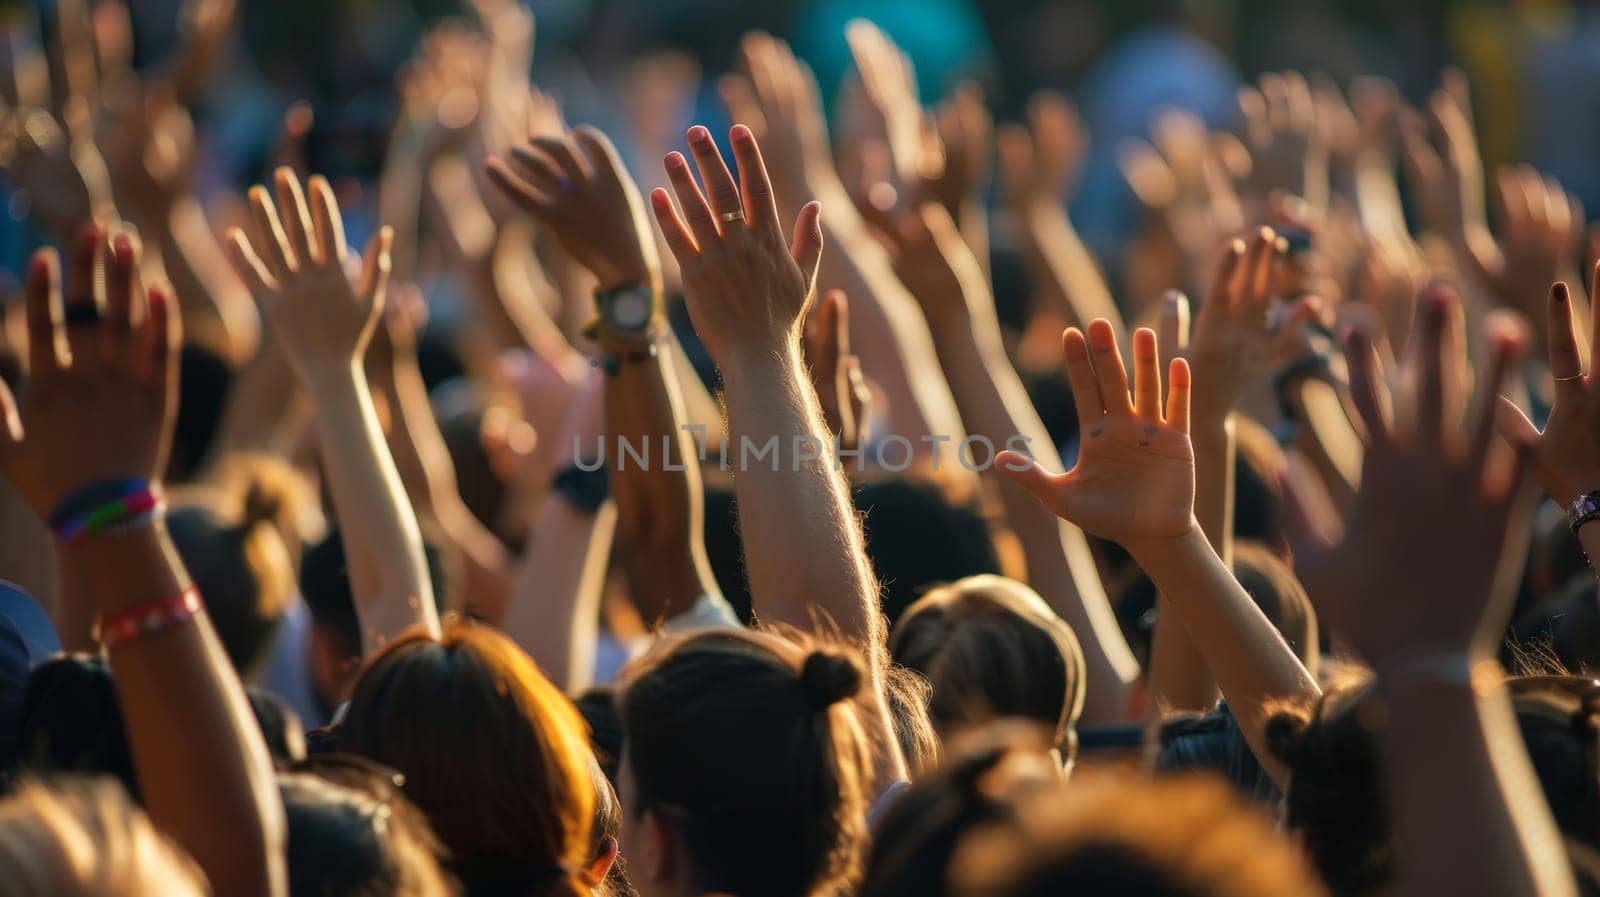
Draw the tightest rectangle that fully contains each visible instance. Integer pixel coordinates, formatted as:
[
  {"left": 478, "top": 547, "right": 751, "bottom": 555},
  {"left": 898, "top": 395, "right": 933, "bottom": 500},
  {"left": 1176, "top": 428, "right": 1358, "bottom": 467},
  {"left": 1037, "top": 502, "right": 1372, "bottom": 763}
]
[{"left": 609, "top": 289, "right": 653, "bottom": 331}]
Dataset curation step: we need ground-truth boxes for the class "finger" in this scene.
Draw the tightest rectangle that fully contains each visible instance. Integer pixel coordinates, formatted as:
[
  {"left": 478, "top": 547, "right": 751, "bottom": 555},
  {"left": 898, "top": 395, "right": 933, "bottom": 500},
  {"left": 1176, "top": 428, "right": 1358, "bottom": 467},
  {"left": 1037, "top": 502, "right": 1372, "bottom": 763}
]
[
  {"left": 248, "top": 183, "right": 295, "bottom": 278},
  {"left": 24, "top": 248, "right": 65, "bottom": 374},
  {"left": 1469, "top": 313, "right": 1528, "bottom": 472},
  {"left": 508, "top": 144, "right": 568, "bottom": 195},
  {"left": 994, "top": 450, "right": 1068, "bottom": 514},
  {"left": 356, "top": 227, "right": 394, "bottom": 310},
  {"left": 1590, "top": 257, "right": 1600, "bottom": 358},
  {"left": 685, "top": 125, "right": 744, "bottom": 224},
  {"left": 528, "top": 135, "right": 592, "bottom": 186},
  {"left": 1494, "top": 395, "right": 1541, "bottom": 450},
  {"left": 1132, "top": 327, "right": 1162, "bottom": 421},
  {"left": 102, "top": 232, "right": 141, "bottom": 360},
  {"left": 1060, "top": 326, "right": 1107, "bottom": 430},
  {"left": 828, "top": 288, "right": 851, "bottom": 357},
  {"left": 1206, "top": 238, "right": 1247, "bottom": 312},
  {"left": 812, "top": 288, "right": 846, "bottom": 374},
  {"left": 485, "top": 157, "right": 555, "bottom": 217},
  {"left": 1165, "top": 357, "right": 1191, "bottom": 433},
  {"left": 789, "top": 201, "right": 824, "bottom": 293},
  {"left": 1416, "top": 287, "right": 1448, "bottom": 445},
  {"left": 1159, "top": 290, "right": 1191, "bottom": 358},
  {"left": 63, "top": 223, "right": 104, "bottom": 361},
  {"left": 224, "top": 228, "right": 278, "bottom": 297},
  {"left": 729, "top": 124, "right": 780, "bottom": 237},
  {"left": 273, "top": 167, "right": 315, "bottom": 271},
  {"left": 1247, "top": 226, "right": 1279, "bottom": 308},
  {"left": 718, "top": 72, "right": 765, "bottom": 132},
  {"left": 138, "top": 281, "right": 179, "bottom": 394},
  {"left": 1087, "top": 318, "right": 1133, "bottom": 416},
  {"left": 665, "top": 151, "right": 719, "bottom": 246},
  {"left": 1344, "top": 325, "right": 1391, "bottom": 446},
  {"left": 650, "top": 187, "right": 699, "bottom": 261},
  {"left": 307, "top": 175, "right": 348, "bottom": 265},
  {"left": 0, "top": 377, "right": 21, "bottom": 452},
  {"left": 1548, "top": 282, "right": 1585, "bottom": 396}
]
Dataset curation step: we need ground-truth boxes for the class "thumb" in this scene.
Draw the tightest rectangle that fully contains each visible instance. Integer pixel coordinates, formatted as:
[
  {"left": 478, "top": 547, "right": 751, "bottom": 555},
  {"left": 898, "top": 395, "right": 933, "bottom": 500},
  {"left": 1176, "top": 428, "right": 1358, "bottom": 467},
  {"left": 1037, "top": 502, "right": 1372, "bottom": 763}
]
[
  {"left": 1493, "top": 395, "right": 1541, "bottom": 448},
  {"left": 358, "top": 226, "right": 395, "bottom": 312},
  {"left": 790, "top": 201, "right": 824, "bottom": 292},
  {"left": 995, "top": 450, "right": 1065, "bottom": 513}
]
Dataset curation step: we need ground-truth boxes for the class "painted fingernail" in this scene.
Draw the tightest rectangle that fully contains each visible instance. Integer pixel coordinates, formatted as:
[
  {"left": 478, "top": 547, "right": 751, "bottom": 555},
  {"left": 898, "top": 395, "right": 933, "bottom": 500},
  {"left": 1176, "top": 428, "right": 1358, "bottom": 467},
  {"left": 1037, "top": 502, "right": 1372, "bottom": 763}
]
[{"left": 688, "top": 125, "right": 711, "bottom": 144}]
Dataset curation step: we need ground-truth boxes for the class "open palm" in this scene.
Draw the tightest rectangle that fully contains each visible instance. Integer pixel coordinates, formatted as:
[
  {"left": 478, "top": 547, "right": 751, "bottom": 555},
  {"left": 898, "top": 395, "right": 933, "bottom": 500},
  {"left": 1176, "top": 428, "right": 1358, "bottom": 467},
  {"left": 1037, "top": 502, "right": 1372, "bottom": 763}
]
[{"left": 1000, "top": 319, "right": 1195, "bottom": 552}]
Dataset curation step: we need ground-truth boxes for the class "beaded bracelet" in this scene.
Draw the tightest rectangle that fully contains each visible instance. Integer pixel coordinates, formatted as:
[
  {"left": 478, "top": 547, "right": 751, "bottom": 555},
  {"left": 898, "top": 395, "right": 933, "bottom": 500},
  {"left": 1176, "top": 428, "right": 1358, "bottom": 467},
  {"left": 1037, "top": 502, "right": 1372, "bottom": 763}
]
[
  {"left": 101, "top": 588, "right": 204, "bottom": 648},
  {"left": 49, "top": 481, "right": 165, "bottom": 544}
]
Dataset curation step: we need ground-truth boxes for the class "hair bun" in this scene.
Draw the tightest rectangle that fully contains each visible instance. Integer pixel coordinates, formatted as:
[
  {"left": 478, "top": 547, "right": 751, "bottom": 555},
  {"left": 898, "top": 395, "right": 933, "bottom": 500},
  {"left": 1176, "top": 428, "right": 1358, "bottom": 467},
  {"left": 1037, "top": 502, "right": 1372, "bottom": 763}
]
[{"left": 800, "top": 650, "right": 863, "bottom": 711}]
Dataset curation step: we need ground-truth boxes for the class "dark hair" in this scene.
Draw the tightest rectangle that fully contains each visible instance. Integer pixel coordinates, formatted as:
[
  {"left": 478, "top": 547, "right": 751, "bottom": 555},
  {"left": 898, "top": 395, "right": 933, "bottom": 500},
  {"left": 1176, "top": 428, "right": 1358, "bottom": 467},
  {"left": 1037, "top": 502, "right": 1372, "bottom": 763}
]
[
  {"left": 338, "top": 621, "right": 596, "bottom": 896},
  {"left": 167, "top": 456, "right": 305, "bottom": 674},
  {"left": 701, "top": 480, "right": 1000, "bottom": 626},
  {"left": 618, "top": 630, "right": 871, "bottom": 897},
  {"left": 15, "top": 655, "right": 137, "bottom": 799},
  {"left": 860, "top": 721, "right": 1059, "bottom": 897},
  {"left": 1232, "top": 418, "right": 1287, "bottom": 550},
  {"left": 300, "top": 531, "right": 450, "bottom": 666},
  {"left": 247, "top": 687, "right": 306, "bottom": 764},
  {"left": 890, "top": 576, "right": 1085, "bottom": 758},
  {"left": 168, "top": 345, "right": 232, "bottom": 482},
  {"left": 1510, "top": 676, "right": 1600, "bottom": 849},
  {"left": 575, "top": 686, "right": 624, "bottom": 785},
  {"left": 588, "top": 757, "right": 637, "bottom": 897},
  {"left": 280, "top": 769, "right": 458, "bottom": 897}
]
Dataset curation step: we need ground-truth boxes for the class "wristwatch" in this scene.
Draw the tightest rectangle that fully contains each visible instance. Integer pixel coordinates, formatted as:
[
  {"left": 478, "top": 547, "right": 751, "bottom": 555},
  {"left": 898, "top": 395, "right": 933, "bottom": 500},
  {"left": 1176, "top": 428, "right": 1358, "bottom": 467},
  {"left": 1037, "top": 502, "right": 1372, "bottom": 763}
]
[
  {"left": 589, "top": 283, "right": 657, "bottom": 343},
  {"left": 1568, "top": 491, "right": 1600, "bottom": 535}
]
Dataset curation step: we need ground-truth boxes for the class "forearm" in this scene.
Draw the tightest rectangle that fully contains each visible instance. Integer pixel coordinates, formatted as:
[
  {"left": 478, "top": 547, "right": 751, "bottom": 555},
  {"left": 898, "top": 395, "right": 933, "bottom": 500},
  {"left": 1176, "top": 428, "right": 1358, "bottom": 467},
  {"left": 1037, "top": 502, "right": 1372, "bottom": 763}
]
[
  {"left": 159, "top": 197, "right": 261, "bottom": 363},
  {"left": 63, "top": 527, "right": 285, "bottom": 897},
  {"left": 1289, "top": 375, "right": 1362, "bottom": 509},
  {"left": 1131, "top": 527, "right": 1319, "bottom": 785},
  {"left": 928, "top": 314, "right": 1137, "bottom": 721},
  {"left": 807, "top": 175, "right": 967, "bottom": 445},
  {"left": 203, "top": 337, "right": 309, "bottom": 469},
  {"left": 720, "top": 346, "right": 906, "bottom": 787},
  {"left": 1148, "top": 417, "right": 1233, "bottom": 714},
  {"left": 304, "top": 366, "right": 439, "bottom": 650},
  {"left": 505, "top": 496, "right": 616, "bottom": 693},
  {"left": 1384, "top": 678, "right": 1576, "bottom": 897},
  {"left": 1019, "top": 205, "right": 1127, "bottom": 349},
  {"left": 606, "top": 339, "right": 719, "bottom": 623}
]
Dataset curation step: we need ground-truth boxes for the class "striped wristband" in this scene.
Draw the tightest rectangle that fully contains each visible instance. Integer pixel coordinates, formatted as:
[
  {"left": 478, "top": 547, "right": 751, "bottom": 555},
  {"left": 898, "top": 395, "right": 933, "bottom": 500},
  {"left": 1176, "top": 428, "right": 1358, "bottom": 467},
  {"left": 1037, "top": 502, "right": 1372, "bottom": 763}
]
[{"left": 48, "top": 480, "right": 165, "bottom": 543}]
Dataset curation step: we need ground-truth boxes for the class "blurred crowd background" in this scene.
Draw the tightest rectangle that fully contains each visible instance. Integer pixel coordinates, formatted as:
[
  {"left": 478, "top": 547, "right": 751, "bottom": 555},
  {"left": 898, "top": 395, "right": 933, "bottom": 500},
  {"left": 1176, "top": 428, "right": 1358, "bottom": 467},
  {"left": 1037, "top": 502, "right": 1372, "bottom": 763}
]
[{"left": 6, "top": 0, "right": 1599, "bottom": 284}]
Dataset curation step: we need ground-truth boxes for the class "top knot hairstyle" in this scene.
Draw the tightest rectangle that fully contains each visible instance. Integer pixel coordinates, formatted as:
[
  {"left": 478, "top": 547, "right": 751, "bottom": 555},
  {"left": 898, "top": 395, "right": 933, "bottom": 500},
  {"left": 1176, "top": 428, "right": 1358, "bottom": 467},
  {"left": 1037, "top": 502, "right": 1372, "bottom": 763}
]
[{"left": 618, "top": 630, "right": 874, "bottom": 897}]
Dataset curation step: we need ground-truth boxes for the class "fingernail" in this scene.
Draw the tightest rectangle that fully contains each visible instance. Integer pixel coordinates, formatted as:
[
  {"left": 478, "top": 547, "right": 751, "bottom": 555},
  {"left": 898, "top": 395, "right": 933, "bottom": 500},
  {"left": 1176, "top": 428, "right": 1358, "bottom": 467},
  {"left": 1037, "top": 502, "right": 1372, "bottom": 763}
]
[{"left": 688, "top": 125, "right": 711, "bottom": 143}]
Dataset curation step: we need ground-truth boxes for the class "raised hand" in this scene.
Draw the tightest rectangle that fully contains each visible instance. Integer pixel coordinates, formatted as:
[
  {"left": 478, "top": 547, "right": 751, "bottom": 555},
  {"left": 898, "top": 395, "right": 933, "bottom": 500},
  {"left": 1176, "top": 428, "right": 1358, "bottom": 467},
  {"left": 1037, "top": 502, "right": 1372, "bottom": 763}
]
[
  {"left": 0, "top": 224, "right": 178, "bottom": 514},
  {"left": 1291, "top": 288, "right": 1532, "bottom": 667},
  {"left": 720, "top": 33, "right": 835, "bottom": 212},
  {"left": 1471, "top": 167, "right": 1587, "bottom": 326},
  {"left": 1496, "top": 271, "right": 1600, "bottom": 510},
  {"left": 649, "top": 124, "right": 824, "bottom": 363},
  {"left": 225, "top": 168, "right": 392, "bottom": 382},
  {"left": 486, "top": 125, "right": 660, "bottom": 294},
  {"left": 996, "top": 92, "right": 1086, "bottom": 216},
  {"left": 922, "top": 83, "right": 992, "bottom": 217},
  {"left": 997, "top": 320, "right": 1194, "bottom": 554},
  {"left": 803, "top": 288, "right": 871, "bottom": 452},
  {"left": 1237, "top": 70, "right": 1328, "bottom": 213}
]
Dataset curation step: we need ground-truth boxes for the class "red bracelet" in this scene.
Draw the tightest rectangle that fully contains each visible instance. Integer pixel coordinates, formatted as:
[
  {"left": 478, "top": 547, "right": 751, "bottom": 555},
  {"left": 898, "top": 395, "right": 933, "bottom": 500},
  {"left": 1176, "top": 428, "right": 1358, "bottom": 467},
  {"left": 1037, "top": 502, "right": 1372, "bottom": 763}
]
[{"left": 100, "top": 588, "right": 204, "bottom": 647}]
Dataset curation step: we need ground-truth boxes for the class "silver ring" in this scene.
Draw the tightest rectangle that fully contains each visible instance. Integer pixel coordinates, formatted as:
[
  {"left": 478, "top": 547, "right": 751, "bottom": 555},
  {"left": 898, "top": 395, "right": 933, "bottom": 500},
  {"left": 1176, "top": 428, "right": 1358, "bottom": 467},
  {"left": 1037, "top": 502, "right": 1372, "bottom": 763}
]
[
  {"left": 720, "top": 210, "right": 745, "bottom": 224},
  {"left": 1555, "top": 371, "right": 1587, "bottom": 382}
]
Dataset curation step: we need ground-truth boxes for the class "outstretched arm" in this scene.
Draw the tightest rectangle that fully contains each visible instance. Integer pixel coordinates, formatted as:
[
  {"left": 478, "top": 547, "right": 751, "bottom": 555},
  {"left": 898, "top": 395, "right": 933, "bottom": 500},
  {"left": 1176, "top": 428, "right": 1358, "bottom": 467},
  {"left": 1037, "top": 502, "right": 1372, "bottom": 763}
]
[
  {"left": 486, "top": 125, "right": 724, "bottom": 627},
  {"left": 0, "top": 230, "right": 284, "bottom": 897},
  {"left": 998, "top": 318, "right": 1317, "bottom": 785},
  {"left": 870, "top": 200, "right": 1137, "bottom": 723},
  {"left": 226, "top": 169, "right": 438, "bottom": 652},
  {"left": 651, "top": 125, "right": 907, "bottom": 791}
]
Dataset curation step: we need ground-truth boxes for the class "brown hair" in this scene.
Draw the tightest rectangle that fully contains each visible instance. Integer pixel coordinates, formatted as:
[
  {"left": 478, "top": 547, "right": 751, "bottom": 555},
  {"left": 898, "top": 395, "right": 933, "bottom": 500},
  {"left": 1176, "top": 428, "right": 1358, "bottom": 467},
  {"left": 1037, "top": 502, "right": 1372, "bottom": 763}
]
[
  {"left": 1233, "top": 541, "right": 1319, "bottom": 676},
  {"left": 168, "top": 453, "right": 308, "bottom": 674},
  {"left": 0, "top": 777, "right": 206, "bottom": 897},
  {"left": 618, "top": 629, "right": 872, "bottom": 897},
  {"left": 889, "top": 576, "right": 1086, "bottom": 758},
  {"left": 339, "top": 621, "right": 596, "bottom": 895},
  {"left": 949, "top": 772, "right": 1328, "bottom": 897}
]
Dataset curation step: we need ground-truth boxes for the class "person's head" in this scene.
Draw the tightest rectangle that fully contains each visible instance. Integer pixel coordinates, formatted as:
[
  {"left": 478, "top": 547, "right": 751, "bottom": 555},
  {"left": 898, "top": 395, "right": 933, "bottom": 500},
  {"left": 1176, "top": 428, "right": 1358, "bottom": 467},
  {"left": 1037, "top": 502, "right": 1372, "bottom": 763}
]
[
  {"left": 300, "top": 531, "right": 448, "bottom": 712},
  {"left": 0, "top": 776, "right": 206, "bottom": 896},
  {"left": 860, "top": 721, "right": 1063, "bottom": 897},
  {"left": 167, "top": 454, "right": 308, "bottom": 675},
  {"left": 15, "top": 655, "right": 137, "bottom": 799},
  {"left": 947, "top": 772, "right": 1326, "bottom": 897},
  {"left": 616, "top": 629, "right": 872, "bottom": 897},
  {"left": 890, "top": 575, "right": 1086, "bottom": 762},
  {"left": 1509, "top": 676, "right": 1600, "bottom": 850},
  {"left": 0, "top": 583, "right": 60, "bottom": 780},
  {"left": 337, "top": 621, "right": 597, "bottom": 895},
  {"left": 279, "top": 765, "right": 458, "bottom": 897},
  {"left": 1232, "top": 542, "right": 1319, "bottom": 676},
  {"left": 587, "top": 757, "right": 637, "bottom": 897},
  {"left": 247, "top": 687, "right": 307, "bottom": 764}
]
